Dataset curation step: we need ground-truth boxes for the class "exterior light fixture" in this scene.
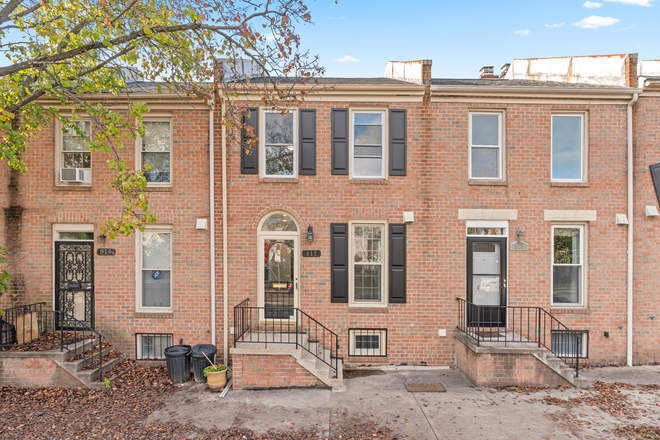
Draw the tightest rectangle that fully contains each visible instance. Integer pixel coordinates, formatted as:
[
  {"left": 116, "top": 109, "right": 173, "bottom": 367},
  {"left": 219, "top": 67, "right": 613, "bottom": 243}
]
[
  {"left": 306, "top": 225, "right": 314, "bottom": 243},
  {"left": 97, "top": 234, "right": 106, "bottom": 244},
  {"left": 517, "top": 229, "right": 525, "bottom": 241}
]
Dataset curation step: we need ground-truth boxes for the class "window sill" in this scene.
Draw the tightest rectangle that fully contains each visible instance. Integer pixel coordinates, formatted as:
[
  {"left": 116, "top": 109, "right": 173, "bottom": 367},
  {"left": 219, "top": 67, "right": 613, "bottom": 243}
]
[
  {"left": 551, "top": 182, "right": 590, "bottom": 188},
  {"left": 145, "top": 186, "right": 173, "bottom": 192},
  {"left": 134, "top": 312, "right": 174, "bottom": 319},
  {"left": 468, "top": 180, "right": 507, "bottom": 187},
  {"left": 53, "top": 185, "right": 92, "bottom": 192},
  {"left": 259, "top": 177, "right": 299, "bottom": 183},
  {"left": 349, "top": 179, "right": 389, "bottom": 185},
  {"left": 549, "top": 307, "right": 589, "bottom": 315},
  {"left": 348, "top": 306, "right": 389, "bottom": 314}
]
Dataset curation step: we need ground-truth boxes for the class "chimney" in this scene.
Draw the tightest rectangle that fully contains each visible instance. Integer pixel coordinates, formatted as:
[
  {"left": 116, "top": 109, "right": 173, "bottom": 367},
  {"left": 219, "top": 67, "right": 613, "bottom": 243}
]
[
  {"left": 500, "top": 63, "right": 511, "bottom": 79},
  {"left": 479, "top": 66, "right": 497, "bottom": 79},
  {"left": 625, "top": 53, "right": 638, "bottom": 88},
  {"left": 384, "top": 60, "right": 432, "bottom": 85}
]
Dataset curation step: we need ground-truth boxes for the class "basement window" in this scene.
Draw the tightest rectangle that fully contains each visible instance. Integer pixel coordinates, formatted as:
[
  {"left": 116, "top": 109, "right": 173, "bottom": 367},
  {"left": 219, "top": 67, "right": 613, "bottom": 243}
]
[
  {"left": 135, "top": 333, "right": 173, "bottom": 360},
  {"left": 348, "top": 329, "right": 387, "bottom": 357},
  {"left": 550, "top": 331, "right": 588, "bottom": 358}
]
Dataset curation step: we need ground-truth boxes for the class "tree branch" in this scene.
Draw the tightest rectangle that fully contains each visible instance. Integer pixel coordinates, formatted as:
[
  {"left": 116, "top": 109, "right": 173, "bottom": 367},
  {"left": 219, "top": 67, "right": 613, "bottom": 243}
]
[{"left": 0, "top": 0, "right": 24, "bottom": 24}]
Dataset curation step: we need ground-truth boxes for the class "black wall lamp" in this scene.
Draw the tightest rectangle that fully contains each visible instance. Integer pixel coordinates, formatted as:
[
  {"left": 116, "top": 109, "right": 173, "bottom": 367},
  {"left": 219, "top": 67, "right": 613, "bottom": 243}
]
[{"left": 306, "top": 225, "right": 314, "bottom": 243}]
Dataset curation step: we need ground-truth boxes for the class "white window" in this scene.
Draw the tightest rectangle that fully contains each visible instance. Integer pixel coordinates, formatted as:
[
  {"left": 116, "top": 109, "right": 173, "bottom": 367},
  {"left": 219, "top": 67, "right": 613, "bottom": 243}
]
[
  {"left": 56, "top": 120, "right": 92, "bottom": 185},
  {"left": 262, "top": 110, "right": 297, "bottom": 178},
  {"left": 350, "top": 222, "right": 386, "bottom": 306},
  {"left": 469, "top": 112, "right": 502, "bottom": 180},
  {"left": 139, "top": 120, "right": 172, "bottom": 185},
  {"left": 349, "top": 329, "right": 387, "bottom": 356},
  {"left": 351, "top": 111, "right": 386, "bottom": 179},
  {"left": 551, "top": 225, "right": 584, "bottom": 306},
  {"left": 551, "top": 331, "right": 588, "bottom": 358},
  {"left": 136, "top": 333, "right": 173, "bottom": 360},
  {"left": 551, "top": 114, "right": 584, "bottom": 181},
  {"left": 137, "top": 227, "right": 172, "bottom": 312}
]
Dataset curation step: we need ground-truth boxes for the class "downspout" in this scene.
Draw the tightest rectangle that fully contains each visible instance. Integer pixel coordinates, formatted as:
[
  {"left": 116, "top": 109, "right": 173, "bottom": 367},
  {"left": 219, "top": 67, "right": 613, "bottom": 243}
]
[
  {"left": 222, "top": 99, "right": 228, "bottom": 366},
  {"left": 627, "top": 92, "right": 639, "bottom": 367},
  {"left": 209, "top": 99, "right": 216, "bottom": 346}
]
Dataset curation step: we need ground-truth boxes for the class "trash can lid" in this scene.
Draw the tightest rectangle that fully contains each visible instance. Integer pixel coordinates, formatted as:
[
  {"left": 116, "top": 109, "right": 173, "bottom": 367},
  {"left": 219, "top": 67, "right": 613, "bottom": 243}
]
[
  {"left": 164, "top": 344, "right": 191, "bottom": 355},
  {"left": 191, "top": 343, "right": 217, "bottom": 357}
]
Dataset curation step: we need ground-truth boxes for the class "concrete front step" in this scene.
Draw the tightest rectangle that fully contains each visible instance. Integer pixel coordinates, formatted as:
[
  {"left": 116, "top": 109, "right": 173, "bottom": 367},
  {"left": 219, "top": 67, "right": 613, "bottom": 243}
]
[
  {"left": 68, "top": 353, "right": 127, "bottom": 387},
  {"left": 63, "top": 345, "right": 115, "bottom": 373},
  {"left": 232, "top": 338, "right": 344, "bottom": 391}
]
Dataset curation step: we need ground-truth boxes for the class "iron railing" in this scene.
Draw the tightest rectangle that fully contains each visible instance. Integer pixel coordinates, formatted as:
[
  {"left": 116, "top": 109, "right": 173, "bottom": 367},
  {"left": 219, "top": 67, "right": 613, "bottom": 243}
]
[
  {"left": 234, "top": 299, "right": 341, "bottom": 377},
  {"left": 135, "top": 333, "right": 173, "bottom": 360},
  {"left": 456, "top": 298, "right": 587, "bottom": 377},
  {"left": 1, "top": 302, "right": 104, "bottom": 380}
]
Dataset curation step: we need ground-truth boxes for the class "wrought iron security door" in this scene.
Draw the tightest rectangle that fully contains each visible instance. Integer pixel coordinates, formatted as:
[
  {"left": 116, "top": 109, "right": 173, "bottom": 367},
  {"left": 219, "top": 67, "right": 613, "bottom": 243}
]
[{"left": 55, "top": 241, "right": 94, "bottom": 329}]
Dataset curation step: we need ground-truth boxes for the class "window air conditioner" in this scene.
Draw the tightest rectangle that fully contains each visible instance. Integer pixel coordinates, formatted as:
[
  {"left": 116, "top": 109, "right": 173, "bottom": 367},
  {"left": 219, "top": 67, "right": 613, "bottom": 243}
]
[{"left": 60, "top": 168, "right": 86, "bottom": 183}]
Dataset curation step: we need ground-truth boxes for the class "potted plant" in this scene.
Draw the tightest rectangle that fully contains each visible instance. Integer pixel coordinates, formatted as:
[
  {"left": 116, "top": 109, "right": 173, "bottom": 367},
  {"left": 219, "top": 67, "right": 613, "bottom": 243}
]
[
  {"left": 203, "top": 365, "right": 227, "bottom": 391},
  {"left": 201, "top": 352, "right": 227, "bottom": 391}
]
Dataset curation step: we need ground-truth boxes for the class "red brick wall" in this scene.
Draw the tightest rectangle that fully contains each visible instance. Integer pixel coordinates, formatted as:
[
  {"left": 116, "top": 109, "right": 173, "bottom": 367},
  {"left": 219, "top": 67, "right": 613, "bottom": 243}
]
[
  {"left": 0, "top": 106, "right": 213, "bottom": 357},
  {"left": 232, "top": 353, "right": 327, "bottom": 390},
  {"left": 455, "top": 339, "right": 571, "bottom": 388},
  {"left": 633, "top": 94, "right": 660, "bottom": 363},
  {"left": 220, "top": 99, "right": 630, "bottom": 367},
  {"left": 0, "top": 356, "right": 84, "bottom": 388}
]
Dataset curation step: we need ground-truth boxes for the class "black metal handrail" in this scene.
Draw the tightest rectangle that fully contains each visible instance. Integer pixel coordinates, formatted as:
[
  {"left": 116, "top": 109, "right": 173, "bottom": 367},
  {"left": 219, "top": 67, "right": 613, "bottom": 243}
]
[
  {"left": 234, "top": 299, "right": 341, "bottom": 377},
  {"left": 455, "top": 298, "right": 587, "bottom": 377},
  {"left": 1, "top": 305, "right": 104, "bottom": 381}
]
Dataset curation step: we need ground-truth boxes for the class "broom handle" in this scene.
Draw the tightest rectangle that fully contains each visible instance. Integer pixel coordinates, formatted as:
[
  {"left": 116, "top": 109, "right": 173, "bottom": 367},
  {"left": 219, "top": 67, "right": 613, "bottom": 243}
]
[{"left": 202, "top": 351, "right": 216, "bottom": 367}]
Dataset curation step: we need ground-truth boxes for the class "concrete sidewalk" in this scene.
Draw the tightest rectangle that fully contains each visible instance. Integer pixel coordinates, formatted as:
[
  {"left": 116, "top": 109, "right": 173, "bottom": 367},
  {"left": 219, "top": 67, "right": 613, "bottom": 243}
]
[{"left": 148, "top": 365, "right": 660, "bottom": 439}]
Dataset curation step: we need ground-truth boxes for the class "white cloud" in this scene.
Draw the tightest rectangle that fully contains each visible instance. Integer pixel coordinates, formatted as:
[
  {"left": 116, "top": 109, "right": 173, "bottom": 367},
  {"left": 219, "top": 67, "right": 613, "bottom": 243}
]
[
  {"left": 334, "top": 55, "right": 359, "bottom": 64},
  {"left": 515, "top": 29, "right": 531, "bottom": 36},
  {"left": 604, "top": 0, "right": 653, "bottom": 5},
  {"left": 572, "top": 15, "right": 621, "bottom": 28},
  {"left": 545, "top": 22, "right": 565, "bottom": 27},
  {"left": 584, "top": 1, "right": 603, "bottom": 7}
]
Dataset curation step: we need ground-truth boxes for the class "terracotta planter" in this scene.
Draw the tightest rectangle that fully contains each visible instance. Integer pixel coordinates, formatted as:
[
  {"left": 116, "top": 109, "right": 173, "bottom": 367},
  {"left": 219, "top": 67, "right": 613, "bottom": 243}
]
[{"left": 206, "top": 368, "right": 227, "bottom": 391}]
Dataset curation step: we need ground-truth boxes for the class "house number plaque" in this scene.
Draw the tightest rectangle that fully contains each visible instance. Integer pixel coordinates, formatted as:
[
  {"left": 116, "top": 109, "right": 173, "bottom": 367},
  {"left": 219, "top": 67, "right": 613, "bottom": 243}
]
[
  {"left": 511, "top": 241, "right": 528, "bottom": 251},
  {"left": 302, "top": 250, "right": 321, "bottom": 258},
  {"left": 97, "top": 248, "right": 116, "bottom": 256}
]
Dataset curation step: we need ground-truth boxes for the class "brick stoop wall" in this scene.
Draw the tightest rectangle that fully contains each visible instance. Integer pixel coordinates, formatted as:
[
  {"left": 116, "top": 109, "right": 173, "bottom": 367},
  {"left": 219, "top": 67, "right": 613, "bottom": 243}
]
[
  {"left": 232, "top": 353, "right": 328, "bottom": 390},
  {"left": 455, "top": 335, "right": 572, "bottom": 388},
  {"left": 0, "top": 355, "right": 84, "bottom": 388}
]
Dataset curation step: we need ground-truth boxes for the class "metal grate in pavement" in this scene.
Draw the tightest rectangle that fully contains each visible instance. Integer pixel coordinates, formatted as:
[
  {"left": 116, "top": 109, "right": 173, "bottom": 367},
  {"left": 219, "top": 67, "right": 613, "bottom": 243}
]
[{"left": 405, "top": 383, "right": 446, "bottom": 392}]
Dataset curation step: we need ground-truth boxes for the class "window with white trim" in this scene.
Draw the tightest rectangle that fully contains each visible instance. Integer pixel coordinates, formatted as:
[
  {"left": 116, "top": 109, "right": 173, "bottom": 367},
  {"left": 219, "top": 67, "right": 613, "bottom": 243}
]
[
  {"left": 138, "top": 228, "right": 172, "bottom": 311},
  {"left": 351, "top": 111, "right": 385, "bottom": 179},
  {"left": 552, "top": 225, "right": 584, "bottom": 306},
  {"left": 349, "top": 329, "right": 387, "bottom": 356},
  {"left": 262, "top": 110, "right": 297, "bottom": 178},
  {"left": 350, "top": 222, "right": 386, "bottom": 305},
  {"left": 140, "top": 120, "right": 172, "bottom": 184},
  {"left": 551, "top": 114, "right": 584, "bottom": 181},
  {"left": 551, "top": 331, "right": 588, "bottom": 358},
  {"left": 136, "top": 333, "right": 173, "bottom": 360},
  {"left": 56, "top": 120, "right": 92, "bottom": 185},
  {"left": 469, "top": 112, "right": 502, "bottom": 180}
]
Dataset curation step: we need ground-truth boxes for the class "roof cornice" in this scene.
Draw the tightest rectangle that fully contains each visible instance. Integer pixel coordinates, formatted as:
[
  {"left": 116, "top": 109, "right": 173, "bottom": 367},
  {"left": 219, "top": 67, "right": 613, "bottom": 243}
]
[{"left": 430, "top": 85, "right": 642, "bottom": 101}]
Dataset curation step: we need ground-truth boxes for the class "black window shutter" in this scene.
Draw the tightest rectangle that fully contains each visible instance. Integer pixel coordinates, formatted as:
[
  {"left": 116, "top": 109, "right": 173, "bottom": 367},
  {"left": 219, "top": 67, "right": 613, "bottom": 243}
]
[
  {"left": 389, "top": 224, "right": 407, "bottom": 303},
  {"left": 650, "top": 163, "right": 660, "bottom": 206},
  {"left": 331, "top": 109, "right": 349, "bottom": 175},
  {"left": 240, "top": 108, "right": 259, "bottom": 174},
  {"left": 299, "top": 109, "right": 317, "bottom": 175},
  {"left": 389, "top": 109, "right": 407, "bottom": 176},
  {"left": 331, "top": 223, "right": 349, "bottom": 303}
]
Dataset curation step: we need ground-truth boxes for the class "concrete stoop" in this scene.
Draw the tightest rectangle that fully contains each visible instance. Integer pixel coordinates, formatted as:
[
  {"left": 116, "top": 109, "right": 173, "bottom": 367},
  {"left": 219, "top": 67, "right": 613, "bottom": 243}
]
[
  {"left": 0, "top": 338, "right": 127, "bottom": 389},
  {"left": 455, "top": 331, "right": 586, "bottom": 389},
  {"left": 231, "top": 332, "right": 344, "bottom": 391}
]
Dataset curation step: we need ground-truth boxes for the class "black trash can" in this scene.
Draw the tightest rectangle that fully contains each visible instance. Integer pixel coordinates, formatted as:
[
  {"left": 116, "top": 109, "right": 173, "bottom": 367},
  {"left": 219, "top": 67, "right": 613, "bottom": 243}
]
[
  {"left": 164, "top": 344, "right": 191, "bottom": 382},
  {"left": 191, "top": 344, "right": 218, "bottom": 383}
]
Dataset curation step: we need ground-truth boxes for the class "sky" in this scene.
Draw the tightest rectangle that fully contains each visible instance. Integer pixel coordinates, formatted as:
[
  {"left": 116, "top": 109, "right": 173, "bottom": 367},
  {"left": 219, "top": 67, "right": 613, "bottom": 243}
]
[{"left": 296, "top": 0, "right": 660, "bottom": 79}]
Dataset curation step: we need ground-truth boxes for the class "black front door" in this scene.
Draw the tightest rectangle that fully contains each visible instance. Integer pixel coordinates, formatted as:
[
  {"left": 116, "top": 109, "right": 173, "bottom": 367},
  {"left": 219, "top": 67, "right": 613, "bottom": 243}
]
[
  {"left": 467, "top": 237, "right": 507, "bottom": 327},
  {"left": 55, "top": 241, "right": 94, "bottom": 329}
]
